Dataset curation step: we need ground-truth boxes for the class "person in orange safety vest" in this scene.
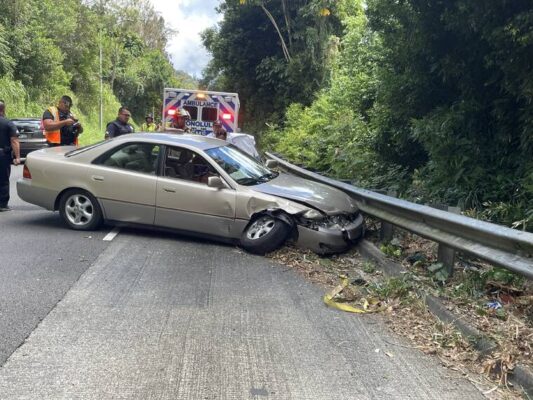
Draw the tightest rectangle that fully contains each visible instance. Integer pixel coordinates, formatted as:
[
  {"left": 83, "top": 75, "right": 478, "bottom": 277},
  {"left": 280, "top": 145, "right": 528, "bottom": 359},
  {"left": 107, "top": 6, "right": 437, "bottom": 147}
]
[{"left": 42, "top": 96, "right": 83, "bottom": 146}]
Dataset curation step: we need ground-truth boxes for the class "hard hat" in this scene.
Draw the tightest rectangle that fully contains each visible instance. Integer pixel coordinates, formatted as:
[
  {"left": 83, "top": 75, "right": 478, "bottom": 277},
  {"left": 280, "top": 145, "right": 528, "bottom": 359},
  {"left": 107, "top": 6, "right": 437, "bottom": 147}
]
[
  {"left": 176, "top": 108, "right": 191, "bottom": 119},
  {"left": 145, "top": 114, "right": 153, "bottom": 120},
  {"left": 213, "top": 120, "right": 222, "bottom": 126}
]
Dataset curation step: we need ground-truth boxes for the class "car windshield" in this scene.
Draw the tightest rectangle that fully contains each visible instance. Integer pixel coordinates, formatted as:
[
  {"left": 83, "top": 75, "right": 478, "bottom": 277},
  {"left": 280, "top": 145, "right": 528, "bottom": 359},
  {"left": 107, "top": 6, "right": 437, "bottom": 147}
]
[{"left": 205, "top": 145, "right": 278, "bottom": 186}]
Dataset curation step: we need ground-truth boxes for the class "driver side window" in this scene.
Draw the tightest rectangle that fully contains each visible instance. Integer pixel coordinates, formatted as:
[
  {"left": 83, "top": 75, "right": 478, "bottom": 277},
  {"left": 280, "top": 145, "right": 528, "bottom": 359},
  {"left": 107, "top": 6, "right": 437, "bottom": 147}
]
[{"left": 164, "top": 146, "right": 218, "bottom": 184}]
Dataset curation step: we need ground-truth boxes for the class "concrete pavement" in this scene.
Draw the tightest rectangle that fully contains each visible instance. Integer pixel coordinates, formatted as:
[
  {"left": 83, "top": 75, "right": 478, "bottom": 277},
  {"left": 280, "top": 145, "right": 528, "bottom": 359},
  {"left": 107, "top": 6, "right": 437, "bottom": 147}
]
[
  {"left": 0, "top": 165, "right": 110, "bottom": 365},
  {"left": 0, "top": 228, "right": 484, "bottom": 399}
]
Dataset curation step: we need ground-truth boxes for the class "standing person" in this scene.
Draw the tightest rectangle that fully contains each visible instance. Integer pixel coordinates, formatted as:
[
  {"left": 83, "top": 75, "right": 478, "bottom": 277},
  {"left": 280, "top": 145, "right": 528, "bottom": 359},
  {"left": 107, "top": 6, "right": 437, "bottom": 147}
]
[
  {"left": 105, "top": 106, "right": 134, "bottom": 139},
  {"left": 211, "top": 120, "right": 227, "bottom": 140},
  {"left": 0, "top": 100, "right": 20, "bottom": 212},
  {"left": 42, "top": 95, "right": 83, "bottom": 147},
  {"left": 166, "top": 109, "right": 191, "bottom": 133},
  {"left": 141, "top": 114, "right": 157, "bottom": 132}
]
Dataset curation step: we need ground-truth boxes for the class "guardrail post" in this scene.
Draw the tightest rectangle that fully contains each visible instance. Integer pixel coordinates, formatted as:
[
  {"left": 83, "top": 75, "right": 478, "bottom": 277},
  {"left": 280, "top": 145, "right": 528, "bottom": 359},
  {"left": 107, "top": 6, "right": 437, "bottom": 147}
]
[
  {"left": 434, "top": 205, "right": 461, "bottom": 278},
  {"left": 380, "top": 190, "right": 396, "bottom": 243}
]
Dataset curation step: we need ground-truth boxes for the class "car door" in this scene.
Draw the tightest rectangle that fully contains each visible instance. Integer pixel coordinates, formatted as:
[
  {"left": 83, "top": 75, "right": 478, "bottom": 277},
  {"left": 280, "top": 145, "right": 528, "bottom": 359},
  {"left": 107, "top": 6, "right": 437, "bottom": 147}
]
[
  {"left": 154, "top": 146, "right": 237, "bottom": 238},
  {"left": 90, "top": 142, "right": 161, "bottom": 224}
]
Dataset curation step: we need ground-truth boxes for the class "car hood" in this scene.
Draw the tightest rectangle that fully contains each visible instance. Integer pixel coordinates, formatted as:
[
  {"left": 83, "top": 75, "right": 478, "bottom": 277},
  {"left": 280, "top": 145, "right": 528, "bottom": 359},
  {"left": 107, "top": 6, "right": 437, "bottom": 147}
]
[{"left": 250, "top": 173, "right": 358, "bottom": 215}]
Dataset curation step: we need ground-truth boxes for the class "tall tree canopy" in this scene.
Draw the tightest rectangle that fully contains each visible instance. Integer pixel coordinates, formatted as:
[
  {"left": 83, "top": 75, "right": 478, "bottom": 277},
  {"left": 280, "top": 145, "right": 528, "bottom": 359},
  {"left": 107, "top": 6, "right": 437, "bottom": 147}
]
[
  {"left": 201, "top": 0, "right": 348, "bottom": 131},
  {"left": 366, "top": 0, "right": 533, "bottom": 210},
  {"left": 0, "top": 0, "right": 195, "bottom": 141}
]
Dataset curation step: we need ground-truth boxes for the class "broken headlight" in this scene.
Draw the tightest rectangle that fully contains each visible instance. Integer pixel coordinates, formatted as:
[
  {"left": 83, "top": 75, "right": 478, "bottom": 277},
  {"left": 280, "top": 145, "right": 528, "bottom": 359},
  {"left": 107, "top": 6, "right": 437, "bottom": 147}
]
[{"left": 302, "top": 209, "right": 323, "bottom": 219}]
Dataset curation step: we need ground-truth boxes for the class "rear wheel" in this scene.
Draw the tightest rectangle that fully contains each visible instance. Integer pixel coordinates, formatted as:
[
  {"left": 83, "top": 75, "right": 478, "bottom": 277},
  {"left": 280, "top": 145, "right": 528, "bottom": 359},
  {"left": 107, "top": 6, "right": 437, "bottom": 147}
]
[
  {"left": 240, "top": 215, "right": 291, "bottom": 255},
  {"left": 59, "top": 189, "right": 103, "bottom": 231}
]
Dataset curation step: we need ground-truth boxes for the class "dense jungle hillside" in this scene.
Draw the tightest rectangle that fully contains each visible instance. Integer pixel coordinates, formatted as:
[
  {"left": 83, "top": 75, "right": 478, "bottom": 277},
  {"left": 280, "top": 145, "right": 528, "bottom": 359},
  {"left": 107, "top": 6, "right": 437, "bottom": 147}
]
[
  {"left": 202, "top": 0, "right": 532, "bottom": 230},
  {"left": 0, "top": 0, "right": 195, "bottom": 143}
]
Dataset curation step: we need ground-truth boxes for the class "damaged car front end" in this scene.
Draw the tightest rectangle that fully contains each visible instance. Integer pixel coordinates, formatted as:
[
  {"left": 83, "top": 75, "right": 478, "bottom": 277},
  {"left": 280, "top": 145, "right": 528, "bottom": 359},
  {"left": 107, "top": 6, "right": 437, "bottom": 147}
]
[
  {"left": 294, "top": 211, "right": 364, "bottom": 255},
  {"left": 245, "top": 171, "right": 365, "bottom": 255}
]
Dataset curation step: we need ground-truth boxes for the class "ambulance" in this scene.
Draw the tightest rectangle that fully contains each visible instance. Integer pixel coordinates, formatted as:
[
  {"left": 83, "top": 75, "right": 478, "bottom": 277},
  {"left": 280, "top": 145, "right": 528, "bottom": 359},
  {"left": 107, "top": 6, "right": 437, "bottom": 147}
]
[{"left": 162, "top": 88, "right": 240, "bottom": 136}]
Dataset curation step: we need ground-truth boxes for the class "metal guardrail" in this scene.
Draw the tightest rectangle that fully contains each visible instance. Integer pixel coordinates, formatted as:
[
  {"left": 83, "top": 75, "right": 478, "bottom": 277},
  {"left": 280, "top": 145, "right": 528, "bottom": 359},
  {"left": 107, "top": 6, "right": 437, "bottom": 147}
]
[{"left": 266, "top": 152, "right": 533, "bottom": 279}]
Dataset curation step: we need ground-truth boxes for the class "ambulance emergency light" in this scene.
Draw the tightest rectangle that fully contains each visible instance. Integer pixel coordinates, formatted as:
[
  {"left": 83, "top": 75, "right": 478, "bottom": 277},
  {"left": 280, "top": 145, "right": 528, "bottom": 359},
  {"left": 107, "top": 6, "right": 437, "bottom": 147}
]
[{"left": 222, "top": 113, "right": 232, "bottom": 120}]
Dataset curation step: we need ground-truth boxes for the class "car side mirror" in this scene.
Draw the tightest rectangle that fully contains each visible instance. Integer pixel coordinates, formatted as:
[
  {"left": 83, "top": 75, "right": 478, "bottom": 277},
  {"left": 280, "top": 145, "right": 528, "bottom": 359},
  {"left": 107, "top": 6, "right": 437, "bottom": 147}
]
[
  {"left": 265, "top": 159, "right": 278, "bottom": 168},
  {"left": 208, "top": 176, "right": 227, "bottom": 189}
]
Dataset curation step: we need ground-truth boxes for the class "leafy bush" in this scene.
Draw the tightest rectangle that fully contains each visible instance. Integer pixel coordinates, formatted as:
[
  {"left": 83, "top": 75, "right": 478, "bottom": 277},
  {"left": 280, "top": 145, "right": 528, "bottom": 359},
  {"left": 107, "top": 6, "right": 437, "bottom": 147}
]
[
  {"left": 0, "top": 0, "right": 193, "bottom": 139},
  {"left": 262, "top": 0, "right": 532, "bottom": 231}
]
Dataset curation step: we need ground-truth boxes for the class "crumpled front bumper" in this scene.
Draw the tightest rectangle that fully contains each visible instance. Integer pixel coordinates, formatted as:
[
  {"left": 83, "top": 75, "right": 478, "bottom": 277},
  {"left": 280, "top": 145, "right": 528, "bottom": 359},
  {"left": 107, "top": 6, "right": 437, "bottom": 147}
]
[{"left": 295, "top": 213, "right": 364, "bottom": 255}]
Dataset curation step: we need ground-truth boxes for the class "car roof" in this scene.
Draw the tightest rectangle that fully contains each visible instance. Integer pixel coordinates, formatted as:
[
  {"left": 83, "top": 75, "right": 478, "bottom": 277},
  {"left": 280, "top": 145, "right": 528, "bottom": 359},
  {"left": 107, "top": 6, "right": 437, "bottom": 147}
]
[
  {"left": 11, "top": 118, "right": 40, "bottom": 122},
  {"left": 114, "top": 133, "right": 225, "bottom": 151}
]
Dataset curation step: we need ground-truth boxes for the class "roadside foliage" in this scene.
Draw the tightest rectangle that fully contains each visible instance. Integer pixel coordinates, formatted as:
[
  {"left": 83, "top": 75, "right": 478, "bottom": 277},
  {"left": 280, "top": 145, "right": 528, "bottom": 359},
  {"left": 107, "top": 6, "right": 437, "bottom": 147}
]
[
  {"left": 204, "top": 0, "right": 532, "bottom": 231},
  {"left": 0, "top": 0, "right": 194, "bottom": 143}
]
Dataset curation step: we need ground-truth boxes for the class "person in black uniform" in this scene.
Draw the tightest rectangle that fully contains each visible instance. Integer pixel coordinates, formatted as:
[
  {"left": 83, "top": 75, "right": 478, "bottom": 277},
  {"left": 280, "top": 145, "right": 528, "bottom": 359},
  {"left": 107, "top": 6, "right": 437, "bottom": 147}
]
[
  {"left": 0, "top": 100, "right": 20, "bottom": 212},
  {"left": 105, "top": 106, "right": 135, "bottom": 139}
]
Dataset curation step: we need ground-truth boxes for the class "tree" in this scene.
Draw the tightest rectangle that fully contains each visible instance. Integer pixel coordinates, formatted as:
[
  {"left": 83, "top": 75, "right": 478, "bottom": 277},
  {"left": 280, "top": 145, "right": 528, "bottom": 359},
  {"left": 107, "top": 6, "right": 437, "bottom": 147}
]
[
  {"left": 367, "top": 0, "right": 533, "bottom": 217},
  {"left": 265, "top": 0, "right": 532, "bottom": 229},
  {"left": 201, "top": 0, "right": 345, "bottom": 132},
  {"left": 0, "top": 0, "right": 195, "bottom": 141}
]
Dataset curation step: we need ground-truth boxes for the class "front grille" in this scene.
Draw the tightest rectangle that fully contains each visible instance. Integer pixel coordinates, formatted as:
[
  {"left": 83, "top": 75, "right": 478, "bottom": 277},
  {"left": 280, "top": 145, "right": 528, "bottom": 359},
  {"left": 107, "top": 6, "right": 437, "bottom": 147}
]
[{"left": 298, "top": 212, "right": 359, "bottom": 230}]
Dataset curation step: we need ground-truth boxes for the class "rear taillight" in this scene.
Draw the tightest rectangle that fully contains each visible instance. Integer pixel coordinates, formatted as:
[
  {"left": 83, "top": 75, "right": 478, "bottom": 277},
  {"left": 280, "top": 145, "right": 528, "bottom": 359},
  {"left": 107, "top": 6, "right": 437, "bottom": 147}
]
[{"left": 23, "top": 164, "right": 31, "bottom": 179}]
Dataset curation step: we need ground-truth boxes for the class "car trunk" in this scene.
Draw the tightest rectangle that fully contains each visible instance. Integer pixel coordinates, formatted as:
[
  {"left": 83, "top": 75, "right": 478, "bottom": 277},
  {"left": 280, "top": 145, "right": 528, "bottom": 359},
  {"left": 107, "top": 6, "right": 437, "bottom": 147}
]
[{"left": 15, "top": 121, "right": 43, "bottom": 140}]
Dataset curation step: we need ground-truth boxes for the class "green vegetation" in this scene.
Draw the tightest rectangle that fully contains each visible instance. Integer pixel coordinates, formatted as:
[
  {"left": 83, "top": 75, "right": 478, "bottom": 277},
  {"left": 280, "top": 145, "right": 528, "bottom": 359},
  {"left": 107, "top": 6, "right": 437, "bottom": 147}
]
[
  {"left": 362, "top": 262, "right": 376, "bottom": 274},
  {"left": 368, "top": 276, "right": 414, "bottom": 302},
  {"left": 203, "top": 0, "right": 532, "bottom": 231},
  {"left": 0, "top": 0, "right": 195, "bottom": 144},
  {"left": 201, "top": 0, "right": 351, "bottom": 133},
  {"left": 380, "top": 242, "right": 403, "bottom": 259},
  {"left": 427, "top": 263, "right": 450, "bottom": 285}
]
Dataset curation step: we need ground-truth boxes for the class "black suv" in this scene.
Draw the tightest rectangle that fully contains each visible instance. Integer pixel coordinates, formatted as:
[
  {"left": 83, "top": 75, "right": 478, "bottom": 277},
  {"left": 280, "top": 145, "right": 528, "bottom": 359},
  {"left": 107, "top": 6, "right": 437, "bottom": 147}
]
[{"left": 11, "top": 118, "right": 47, "bottom": 158}]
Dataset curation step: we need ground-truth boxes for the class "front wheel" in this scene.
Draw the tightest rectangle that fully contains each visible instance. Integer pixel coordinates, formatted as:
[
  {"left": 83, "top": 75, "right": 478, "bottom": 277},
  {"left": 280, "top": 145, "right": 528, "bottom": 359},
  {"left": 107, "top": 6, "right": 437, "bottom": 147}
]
[
  {"left": 240, "top": 215, "right": 291, "bottom": 255},
  {"left": 59, "top": 189, "right": 103, "bottom": 231}
]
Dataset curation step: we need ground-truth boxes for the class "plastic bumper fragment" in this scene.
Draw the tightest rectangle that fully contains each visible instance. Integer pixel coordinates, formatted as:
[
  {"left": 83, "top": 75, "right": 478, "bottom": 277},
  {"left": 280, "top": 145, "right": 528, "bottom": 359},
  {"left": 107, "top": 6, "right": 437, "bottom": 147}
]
[{"left": 296, "top": 213, "right": 364, "bottom": 255}]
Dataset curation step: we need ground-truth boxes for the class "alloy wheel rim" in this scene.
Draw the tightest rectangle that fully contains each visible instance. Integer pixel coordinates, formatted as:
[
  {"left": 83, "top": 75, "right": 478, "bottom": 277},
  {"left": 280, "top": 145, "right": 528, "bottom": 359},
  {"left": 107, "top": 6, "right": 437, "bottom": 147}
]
[
  {"left": 65, "top": 194, "right": 94, "bottom": 226},
  {"left": 246, "top": 217, "right": 276, "bottom": 240}
]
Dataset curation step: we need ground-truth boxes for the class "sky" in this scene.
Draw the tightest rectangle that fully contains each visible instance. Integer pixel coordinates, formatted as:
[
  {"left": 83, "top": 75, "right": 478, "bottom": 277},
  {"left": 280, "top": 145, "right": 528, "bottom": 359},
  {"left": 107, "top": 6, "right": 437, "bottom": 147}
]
[{"left": 149, "top": 0, "right": 222, "bottom": 78}]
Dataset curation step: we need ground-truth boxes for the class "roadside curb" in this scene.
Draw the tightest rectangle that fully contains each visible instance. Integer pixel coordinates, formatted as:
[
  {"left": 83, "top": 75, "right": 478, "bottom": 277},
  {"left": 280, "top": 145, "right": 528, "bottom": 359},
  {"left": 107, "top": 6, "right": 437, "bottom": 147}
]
[{"left": 356, "top": 239, "right": 533, "bottom": 396}]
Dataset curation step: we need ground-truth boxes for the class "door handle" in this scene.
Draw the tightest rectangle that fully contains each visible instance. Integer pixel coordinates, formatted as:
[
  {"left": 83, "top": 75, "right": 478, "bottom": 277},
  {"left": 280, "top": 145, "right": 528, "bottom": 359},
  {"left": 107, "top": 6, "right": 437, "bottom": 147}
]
[
  {"left": 92, "top": 175, "right": 104, "bottom": 181},
  {"left": 163, "top": 187, "right": 176, "bottom": 193}
]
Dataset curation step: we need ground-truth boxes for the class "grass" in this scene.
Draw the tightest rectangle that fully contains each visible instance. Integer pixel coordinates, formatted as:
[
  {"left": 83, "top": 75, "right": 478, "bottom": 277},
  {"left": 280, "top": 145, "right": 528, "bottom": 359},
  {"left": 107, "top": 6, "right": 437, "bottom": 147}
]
[{"left": 368, "top": 275, "right": 414, "bottom": 301}]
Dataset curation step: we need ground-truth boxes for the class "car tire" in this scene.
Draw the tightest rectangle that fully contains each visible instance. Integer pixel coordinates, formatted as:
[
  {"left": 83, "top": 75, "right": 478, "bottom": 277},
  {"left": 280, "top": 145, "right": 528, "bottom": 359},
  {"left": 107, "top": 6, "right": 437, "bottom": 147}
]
[
  {"left": 59, "top": 189, "right": 103, "bottom": 231},
  {"left": 240, "top": 215, "right": 291, "bottom": 255}
]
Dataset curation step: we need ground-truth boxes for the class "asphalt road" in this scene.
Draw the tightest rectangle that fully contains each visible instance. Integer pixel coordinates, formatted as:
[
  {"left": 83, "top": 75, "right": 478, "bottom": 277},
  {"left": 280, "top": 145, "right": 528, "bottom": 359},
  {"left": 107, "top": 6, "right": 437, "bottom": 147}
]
[
  {"left": 0, "top": 165, "right": 486, "bottom": 399},
  {"left": 0, "top": 165, "right": 110, "bottom": 365}
]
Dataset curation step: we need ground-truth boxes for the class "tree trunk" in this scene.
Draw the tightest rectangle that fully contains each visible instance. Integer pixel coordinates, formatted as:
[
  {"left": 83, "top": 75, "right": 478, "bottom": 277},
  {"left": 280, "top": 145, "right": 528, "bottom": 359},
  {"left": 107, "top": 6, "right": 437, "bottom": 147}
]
[{"left": 260, "top": 3, "right": 291, "bottom": 62}]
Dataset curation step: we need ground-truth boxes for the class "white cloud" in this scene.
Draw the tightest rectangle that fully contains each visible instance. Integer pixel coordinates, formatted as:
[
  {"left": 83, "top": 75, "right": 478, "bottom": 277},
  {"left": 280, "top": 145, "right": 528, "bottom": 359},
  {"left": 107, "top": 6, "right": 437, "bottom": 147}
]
[{"left": 149, "top": 0, "right": 222, "bottom": 78}]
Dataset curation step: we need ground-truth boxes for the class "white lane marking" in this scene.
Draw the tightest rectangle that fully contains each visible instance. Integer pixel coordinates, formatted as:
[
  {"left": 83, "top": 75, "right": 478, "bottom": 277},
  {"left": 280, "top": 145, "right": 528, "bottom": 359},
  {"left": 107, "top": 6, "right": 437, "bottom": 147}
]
[{"left": 103, "top": 227, "right": 120, "bottom": 241}]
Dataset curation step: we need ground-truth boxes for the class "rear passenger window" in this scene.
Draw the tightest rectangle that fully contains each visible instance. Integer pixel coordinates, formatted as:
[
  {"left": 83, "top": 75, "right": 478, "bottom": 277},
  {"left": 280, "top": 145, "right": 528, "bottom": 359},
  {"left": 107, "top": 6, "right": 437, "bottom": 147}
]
[
  {"left": 164, "top": 146, "right": 218, "bottom": 184},
  {"left": 183, "top": 106, "right": 198, "bottom": 120},
  {"left": 201, "top": 107, "right": 218, "bottom": 122},
  {"left": 95, "top": 143, "right": 160, "bottom": 175}
]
